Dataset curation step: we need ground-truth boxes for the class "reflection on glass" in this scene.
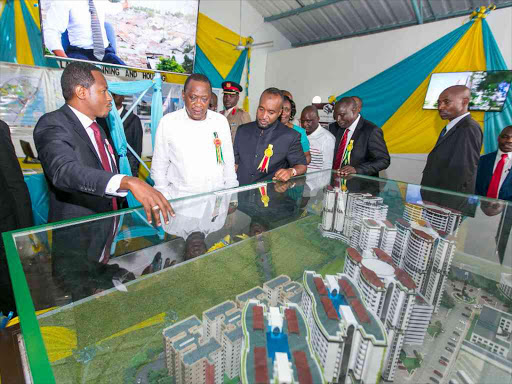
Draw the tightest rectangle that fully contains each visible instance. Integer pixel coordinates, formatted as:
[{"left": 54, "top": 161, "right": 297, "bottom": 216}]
[{"left": 6, "top": 171, "right": 512, "bottom": 384}]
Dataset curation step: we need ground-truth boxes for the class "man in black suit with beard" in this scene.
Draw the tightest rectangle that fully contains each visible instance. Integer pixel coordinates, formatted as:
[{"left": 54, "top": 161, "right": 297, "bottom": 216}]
[
  {"left": 33, "top": 62, "right": 173, "bottom": 299},
  {"left": 328, "top": 97, "right": 390, "bottom": 194}
]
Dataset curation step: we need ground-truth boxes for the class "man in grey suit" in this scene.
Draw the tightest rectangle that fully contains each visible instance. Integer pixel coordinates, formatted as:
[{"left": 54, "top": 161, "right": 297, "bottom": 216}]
[{"left": 421, "top": 85, "right": 482, "bottom": 211}]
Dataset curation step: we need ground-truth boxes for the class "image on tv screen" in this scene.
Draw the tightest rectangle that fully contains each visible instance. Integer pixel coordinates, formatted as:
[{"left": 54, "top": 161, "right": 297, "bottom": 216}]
[
  {"left": 39, "top": 0, "right": 199, "bottom": 74},
  {"left": 423, "top": 71, "right": 512, "bottom": 112}
]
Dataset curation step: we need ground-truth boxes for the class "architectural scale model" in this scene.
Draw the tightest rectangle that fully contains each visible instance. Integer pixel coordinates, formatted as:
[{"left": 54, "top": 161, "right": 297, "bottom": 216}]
[
  {"left": 499, "top": 273, "right": 512, "bottom": 301},
  {"left": 241, "top": 299, "right": 324, "bottom": 384},
  {"left": 320, "top": 187, "right": 459, "bottom": 313},
  {"left": 343, "top": 247, "right": 433, "bottom": 381},
  {"left": 301, "top": 271, "right": 388, "bottom": 383},
  {"left": 468, "top": 305, "right": 512, "bottom": 359},
  {"left": 162, "top": 275, "right": 305, "bottom": 384}
]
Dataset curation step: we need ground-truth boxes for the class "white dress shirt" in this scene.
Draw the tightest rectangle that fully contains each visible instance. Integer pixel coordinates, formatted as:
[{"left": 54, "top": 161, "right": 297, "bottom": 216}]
[
  {"left": 162, "top": 193, "right": 231, "bottom": 240},
  {"left": 151, "top": 108, "right": 239, "bottom": 199},
  {"left": 340, "top": 114, "right": 361, "bottom": 158},
  {"left": 307, "top": 125, "right": 335, "bottom": 172},
  {"left": 223, "top": 106, "right": 235, "bottom": 116},
  {"left": 445, "top": 112, "right": 471, "bottom": 133},
  {"left": 493, "top": 149, "right": 512, "bottom": 193},
  {"left": 43, "top": 0, "right": 109, "bottom": 52},
  {"left": 68, "top": 105, "right": 127, "bottom": 197}
]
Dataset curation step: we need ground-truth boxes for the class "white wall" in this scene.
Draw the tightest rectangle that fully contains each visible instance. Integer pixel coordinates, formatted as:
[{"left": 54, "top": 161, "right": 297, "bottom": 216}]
[
  {"left": 199, "top": 0, "right": 291, "bottom": 118},
  {"left": 264, "top": 8, "right": 512, "bottom": 183}
]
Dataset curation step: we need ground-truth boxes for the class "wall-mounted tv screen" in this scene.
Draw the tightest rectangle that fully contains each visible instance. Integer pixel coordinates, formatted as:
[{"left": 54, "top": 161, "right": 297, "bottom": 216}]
[
  {"left": 423, "top": 71, "right": 512, "bottom": 112},
  {"left": 39, "top": 0, "right": 199, "bottom": 75}
]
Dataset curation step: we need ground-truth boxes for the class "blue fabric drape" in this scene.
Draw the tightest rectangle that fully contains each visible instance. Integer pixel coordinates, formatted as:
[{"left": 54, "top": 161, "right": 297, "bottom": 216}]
[
  {"left": 24, "top": 174, "right": 49, "bottom": 226},
  {"left": 336, "top": 21, "right": 473, "bottom": 127},
  {"left": 0, "top": 1, "right": 16, "bottom": 63},
  {"left": 106, "top": 76, "right": 163, "bottom": 206},
  {"left": 482, "top": 19, "right": 512, "bottom": 154},
  {"left": 194, "top": 45, "right": 248, "bottom": 89},
  {"left": 106, "top": 76, "right": 165, "bottom": 249}
]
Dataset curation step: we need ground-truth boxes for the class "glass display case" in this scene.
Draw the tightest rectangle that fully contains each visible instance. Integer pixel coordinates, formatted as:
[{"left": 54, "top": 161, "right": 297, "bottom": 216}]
[{"left": 4, "top": 171, "right": 512, "bottom": 384}]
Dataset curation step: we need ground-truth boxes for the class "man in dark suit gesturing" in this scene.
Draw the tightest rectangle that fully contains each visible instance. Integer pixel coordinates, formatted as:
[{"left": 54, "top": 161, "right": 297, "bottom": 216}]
[
  {"left": 421, "top": 85, "right": 482, "bottom": 211},
  {"left": 34, "top": 62, "right": 173, "bottom": 298},
  {"left": 34, "top": 61, "right": 173, "bottom": 224},
  {"left": 329, "top": 97, "right": 390, "bottom": 177}
]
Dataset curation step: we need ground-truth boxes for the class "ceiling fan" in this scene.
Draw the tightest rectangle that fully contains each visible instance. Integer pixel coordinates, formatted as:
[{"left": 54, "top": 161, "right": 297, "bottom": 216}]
[{"left": 215, "top": 0, "right": 273, "bottom": 51}]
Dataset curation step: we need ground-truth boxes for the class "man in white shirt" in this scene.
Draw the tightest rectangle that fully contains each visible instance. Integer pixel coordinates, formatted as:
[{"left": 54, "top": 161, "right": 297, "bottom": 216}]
[
  {"left": 43, "top": 0, "right": 125, "bottom": 65},
  {"left": 151, "top": 74, "right": 238, "bottom": 199},
  {"left": 300, "top": 105, "right": 335, "bottom": 171}
]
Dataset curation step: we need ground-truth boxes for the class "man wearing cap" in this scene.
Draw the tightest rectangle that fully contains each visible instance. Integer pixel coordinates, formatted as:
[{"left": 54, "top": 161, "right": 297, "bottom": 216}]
[{"left": 222, "top": 81, "right": 251, "bottom": 142}]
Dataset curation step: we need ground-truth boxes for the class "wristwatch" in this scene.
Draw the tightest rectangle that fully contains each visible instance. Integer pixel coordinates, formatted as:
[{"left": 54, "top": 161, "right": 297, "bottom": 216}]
[{"left": 290, "top": 168, "right": 297, "bottom": 177}]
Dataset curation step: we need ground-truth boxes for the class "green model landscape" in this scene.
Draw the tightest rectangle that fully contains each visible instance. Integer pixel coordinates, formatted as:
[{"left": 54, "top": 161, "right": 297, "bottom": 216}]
[{"left": 37, "top": 214, "right": 347, "bottom": 383}]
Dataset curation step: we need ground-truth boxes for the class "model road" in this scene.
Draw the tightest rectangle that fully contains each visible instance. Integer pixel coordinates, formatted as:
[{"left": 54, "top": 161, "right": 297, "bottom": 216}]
[{"left": 407, "top": 284, "right": 471, "bottom": 384}]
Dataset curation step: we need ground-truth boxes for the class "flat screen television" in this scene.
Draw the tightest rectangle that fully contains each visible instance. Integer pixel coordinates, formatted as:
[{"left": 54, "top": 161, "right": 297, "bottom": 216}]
[
  {"left": 423, "top": 71, "right": 512, "bottom": 111},
  {"left": 39, "top": 0, "right": 199, "bottom": 75}
]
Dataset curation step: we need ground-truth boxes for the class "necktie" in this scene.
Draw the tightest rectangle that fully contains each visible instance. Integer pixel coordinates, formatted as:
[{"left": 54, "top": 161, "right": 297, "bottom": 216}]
[
  {"left": 333, "top": 129, "right": 349, "bottom": 169},
  {"left": 487, "top": 154, "right": 508, "bottom": 199},
  {"left": 439, "top": 126, "right": 447, "bottom": 139},
  {"left": 90, "top": 122, "right": 118, "bottom": 210},
  {"left": 89, "top": 0, "right": 105, "bottom": 61}
]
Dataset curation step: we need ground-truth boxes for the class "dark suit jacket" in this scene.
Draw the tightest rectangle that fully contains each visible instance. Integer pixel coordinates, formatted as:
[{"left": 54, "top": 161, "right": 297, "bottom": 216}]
[
  {"left": 0, "top": 120, "right": 33, "bottom": 233},
  {"left": 34, "top": 105, "right": 123, "bottom": 297},
  {"left": 475, "top": 151, "right": 512, "bottom": 201},
  {"left": 328, "top": 116, "right": 390, "bottom": 176},
  {"left": 34, "top": 104, "right": 119, "bottom": 223},
  {"left": 98, "top": 108, "right": 143, "bottom": 177},
  {"left": 420, "top": 115, "right": 482, "bottom": 213},
  {"left": 234, "top": 120, "right": 307, "bottom": 186},
  {"left": 421, "top": 115, "right": 482, "bottom": 194},
  {"left": 0, "top": 119, "right": 33, "bottom": 314}
]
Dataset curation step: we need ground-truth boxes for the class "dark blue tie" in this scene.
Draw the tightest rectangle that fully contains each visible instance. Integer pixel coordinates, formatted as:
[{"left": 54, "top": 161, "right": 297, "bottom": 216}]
[{"left": 439, "top": 126, "right": 447, "bottom": 138}]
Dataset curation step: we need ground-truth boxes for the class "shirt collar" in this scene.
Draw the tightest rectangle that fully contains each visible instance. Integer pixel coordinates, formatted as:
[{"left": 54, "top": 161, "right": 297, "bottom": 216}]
[
  {"left": 347, "top": 114, "right": 361, "bottom": 132},
  {"left": 117, "top": 106, "right": 124, "bottom": 115},
  {"left": 497, "top": 148, "right": 512, "bottom": 160},
  {"left": 225, "top": 106, "right": 235, "bottom": 115},
  {"left": 68, "top": 104, "right": 94, "bottom": 129},
  {"left": 308, "top": 124, "right": 322, "bottom": 137},
  {"left": 259, "top": 119, "right": 279, "bottom": 132},
  {"left": 446, "top": 112, "right": 470, "bottom": 131}
]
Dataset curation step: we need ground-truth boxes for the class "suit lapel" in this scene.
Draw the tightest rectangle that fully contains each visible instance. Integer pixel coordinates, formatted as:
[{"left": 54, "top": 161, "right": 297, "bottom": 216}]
[
  {"left": 62, "top": 105, "right": 102, "bottom": 166},
  {"left": 349, "top": 116, "right": 365, "bottom": 146},
  {"left": 433, "top": 115, "right": 470, "bottom": 151}
]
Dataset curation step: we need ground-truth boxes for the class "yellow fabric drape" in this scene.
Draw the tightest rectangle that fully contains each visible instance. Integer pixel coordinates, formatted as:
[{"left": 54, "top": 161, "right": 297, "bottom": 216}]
[
  {"left": 14, "top": 0, "right": 34, "bottom": 65},
  {"left": 196, "top": 13, "right": 247, "bottom": 78},
  {"left": 23, "top": 0, "right": 40, "bottom": 27},
  {"left": 382, "top": 20, "right": 486, "bottom": 154}
]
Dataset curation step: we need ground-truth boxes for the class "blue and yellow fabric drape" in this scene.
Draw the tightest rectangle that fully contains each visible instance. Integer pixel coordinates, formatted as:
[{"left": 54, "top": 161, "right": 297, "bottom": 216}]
[
  {"left": 194, "top": 13, "right": 248, "bottom": 89},
  {"left": 0, "top": 3, "right": 248, "bottom": 89},
  {"left": 0, "top": 0, "right": 58, "bottom": 67},
  {"left": 336, "top": 14, "right": 511, "bottom": 155}
]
